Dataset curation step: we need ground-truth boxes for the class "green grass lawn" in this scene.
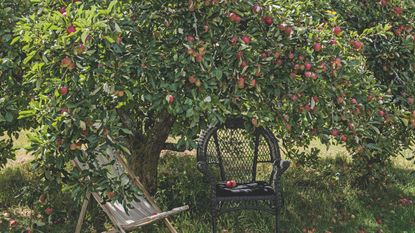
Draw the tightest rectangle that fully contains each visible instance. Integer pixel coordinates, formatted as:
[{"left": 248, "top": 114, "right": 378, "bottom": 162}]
[{"left": 0, "top": 136, "right": 414, "bottom": 232}]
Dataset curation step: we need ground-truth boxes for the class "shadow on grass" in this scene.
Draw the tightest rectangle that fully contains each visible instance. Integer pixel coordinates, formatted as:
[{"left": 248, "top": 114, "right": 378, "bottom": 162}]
[{"left": 0, "top": 154, "right": 414, "bottom": 233}]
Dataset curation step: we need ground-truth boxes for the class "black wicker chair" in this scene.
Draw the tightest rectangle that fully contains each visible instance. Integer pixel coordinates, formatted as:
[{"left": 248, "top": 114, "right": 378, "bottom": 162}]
[{"left": 197, "top": 118, "right": 290, "bottom": 233}]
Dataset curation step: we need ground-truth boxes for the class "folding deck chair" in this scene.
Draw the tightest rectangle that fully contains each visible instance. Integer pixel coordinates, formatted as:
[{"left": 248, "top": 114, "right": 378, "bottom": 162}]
[{"left": 73, "top": 150, "right": 189, "bottom": 233}]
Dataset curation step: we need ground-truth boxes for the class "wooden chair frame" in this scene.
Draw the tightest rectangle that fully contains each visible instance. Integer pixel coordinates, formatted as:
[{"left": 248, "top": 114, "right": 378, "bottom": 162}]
[{"left": 74, "top": 153, "right": 188, "bottom": 233}]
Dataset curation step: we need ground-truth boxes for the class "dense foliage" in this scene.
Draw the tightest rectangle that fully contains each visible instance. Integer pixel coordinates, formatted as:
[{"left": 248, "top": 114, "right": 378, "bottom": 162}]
[
  {"left": 0, "top": 0, "right": 32, "bottom": 166},
  {"left": 0, "top": 0, "right": 414, "bottom": 204}
]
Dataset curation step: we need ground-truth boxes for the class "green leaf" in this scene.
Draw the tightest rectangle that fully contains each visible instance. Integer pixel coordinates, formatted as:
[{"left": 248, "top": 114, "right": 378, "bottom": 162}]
[
  {"left": 114, "top": 22, "right": 121, "bottom": 33},
  {"left": 81, "top": 30, "right": 89, "bottom": 44},
  {"left": 120, "top": 128, "right": 133, "bottom": 135},
  {"left": 23, "top": 50, "right": 36, "bottom": 64},
  {"left": 4, "top": 112, "right": 13, "bottom": 122}
]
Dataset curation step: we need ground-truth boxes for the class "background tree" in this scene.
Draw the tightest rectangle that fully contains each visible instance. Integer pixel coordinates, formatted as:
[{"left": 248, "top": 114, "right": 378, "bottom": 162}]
[{"left": 0, "top": 0, "right": 33, "bottom": 166}]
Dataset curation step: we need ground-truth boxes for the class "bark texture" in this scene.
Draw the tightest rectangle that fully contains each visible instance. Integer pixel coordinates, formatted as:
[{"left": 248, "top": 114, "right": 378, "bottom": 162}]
[{"left": 127, "top": 110, "right": 175, "bottom": 195}]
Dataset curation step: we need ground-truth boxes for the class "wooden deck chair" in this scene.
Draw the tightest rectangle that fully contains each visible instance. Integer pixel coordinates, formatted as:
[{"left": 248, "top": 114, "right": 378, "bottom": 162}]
[{"left": 73, "top": 150, "right": 189, "bottom": 233}]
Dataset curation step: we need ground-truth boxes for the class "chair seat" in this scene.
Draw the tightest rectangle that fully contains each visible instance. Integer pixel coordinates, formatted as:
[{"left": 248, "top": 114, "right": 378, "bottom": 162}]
[{"left": 216, "top": 181, "right": 274, "bottom": 197}]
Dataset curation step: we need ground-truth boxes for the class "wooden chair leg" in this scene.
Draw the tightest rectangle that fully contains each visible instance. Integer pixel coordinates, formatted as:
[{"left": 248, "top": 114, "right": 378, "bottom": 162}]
[
  {"left": 75, "top": 192, "right": 91, "bottom": 233},
  {"left": 163, "top": 218, "right": 177, "bottom": 233}
]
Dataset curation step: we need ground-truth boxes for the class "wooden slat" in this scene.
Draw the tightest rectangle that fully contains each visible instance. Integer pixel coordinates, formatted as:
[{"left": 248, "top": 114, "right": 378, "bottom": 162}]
[
  {"left": 75, "top": 192, "right": 91, "bottom": 233},
  {"left": 91, "top": 193, "right": 127, "bottom": 233},
  {"left": 114, "top": 153, "right": 179, "bottom": 233},
  {"left": 121, "top": 205, "right": 189, "bottom": 231}
]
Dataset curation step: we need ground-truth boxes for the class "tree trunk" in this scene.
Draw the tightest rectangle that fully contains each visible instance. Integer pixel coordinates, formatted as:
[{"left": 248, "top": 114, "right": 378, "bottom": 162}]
[{"left": 128, "top": 110, "right": 175, "bottom": 195}]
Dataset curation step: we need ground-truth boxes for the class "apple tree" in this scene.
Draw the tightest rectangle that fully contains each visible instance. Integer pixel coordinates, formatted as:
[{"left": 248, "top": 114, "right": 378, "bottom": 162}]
[
  {"left": 329, "top": 0, "right": 415, "bottom": 180},
  {"left": 9, "top": 0, "right": 415, "bottom": 203}
]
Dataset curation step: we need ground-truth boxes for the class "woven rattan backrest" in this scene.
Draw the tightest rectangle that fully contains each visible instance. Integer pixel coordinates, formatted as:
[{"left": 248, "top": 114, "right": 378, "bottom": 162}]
[{"left": 204, "top": 120, "right": 275, "bottom": 183}]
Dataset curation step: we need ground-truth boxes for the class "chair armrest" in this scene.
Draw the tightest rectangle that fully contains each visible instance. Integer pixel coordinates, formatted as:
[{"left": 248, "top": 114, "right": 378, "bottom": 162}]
[
  {"left": 271, "top": 160, "right": 290, "bottom": 208},
  {"left": 196, "top": 161, "right": 217, "bottom": 187},
  {"left": 272, "top": 160, "right": 291, "bottom": 185}
]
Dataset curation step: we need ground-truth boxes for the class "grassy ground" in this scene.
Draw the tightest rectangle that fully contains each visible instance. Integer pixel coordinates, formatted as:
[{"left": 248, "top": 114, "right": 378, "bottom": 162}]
[{"left": 0, "top": 137, "right": 414, "bottom": 233}]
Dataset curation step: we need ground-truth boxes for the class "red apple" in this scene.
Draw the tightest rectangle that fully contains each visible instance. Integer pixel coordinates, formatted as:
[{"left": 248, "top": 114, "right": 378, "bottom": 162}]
[
  {"left": 332, "top": 26, "right": 342, "bottom": 36},
  {"left": 312, "top": 96, "right": 319, "bottom": 103},
  {"left": 186, "top": 35, "right": 195, "bottom": 42},
  {"left": 304, "top": 71, "right": 312, "bottom": 78},
  {"left": 262, "top": 16, "right": 273, "bottom": 26},
  {"left": 168, "top": 95, "right": 174, "bottom": 105},
  {"left": 274, "top": 52, "right": 280, "bottom": 59},
  {"left": 188, "top": 75, "right": 197, "bottom": 84},
  {"left": 290, "top": 72, "right": 297, "bottom": 79},
  {"left": 284, "top": 27, "right": 293, "bottom": 36},
  {"left": 9, "top": 219, "right": 17, "bottom": 227},
  {"left": 45, "top": 207, "right": 54, "bottom": 215},
  {"left": 304, "top": 104, "right": 312, "bottom": 112},
  {"left": 378, "top": 110, "right": 385, "bottom": 117},
  {"left": 291, "top": 95, "right": 298, "bottom": 101},
  {"left": 330, "top": 39, "right": 337, "bottom": 45},
  {"left": 411, "top": 119, "right": 415, "bottom": 129},
  {"left": 60, "top": 86, "right": 68, "bottom": 96},
  {"left": 225, "top": 180, "right": 237, "bottom": 188},
  {"left": 319, "top": 63, "right": 328, "bottom": 72},
  {"left": 407, "top": 96, "right": 414, "bottom": 105},
  {"left": 379, "top": 0, "right": 388, "bottom": 6},
  {"left": 230, "top": 36, "right": 238, "bottom": 44},
  {"left": 237, "top": 77, "right": 245, "bottom": 89},
  {"left": 116, "top": 36, "right": 122, "bottom": 45},
  {"left": 241, "top": 35, "right": 251, "bottom": 44},
  {"left": 67, "top": 25, "right": 76, "bottom": 34},
  {"left": 251, "top": 79, "right": 257, "bottom": 87},
  {"left": 348, "top": 123, "right": 355, "bottom": 130},
  {"left": 236, "top": 50, "right": 243, "bottom": 60},
  {"left": 228, "top": 12, "right": 241, "bottom": 23},
  {"left": 195, "top": 53, "right": 203, "bottom": 62},
  {"left": 331, "top": 128, "right": 339, "bottom": 137},
  {"left": 288, "top": 52, "right": 295, "bottom": 60},
  {"left": 251, "top": 117, "right": 258, "bottom": 127},
  {"left": 337, "top": 96, "right": 344, "bottom": 104},
  {"left": 313, "top": 43, "right": 322, "bottom": 52},
  {"left": 252, "top": 4, "right": 262, "bottom": 13},
  {"left": 240, "top": 60, "right": 248, "bottom": 69},
  {"left": 60, "top": 108, "right": 69, "bottom": 114},
  {"left": 305, "top": 63, "right": 312, "bottom": 71},
  {"left": 75, "top": 43, "right": 86, "bottom": 54},
  {"left": 107, "top": 191, "right": 116, "bottom": 199},
  {"left": 340, "top": 135, "right": 347, "bottom": 142},
  {"left": 367, "top": 95, "right": 373, "bottom": 101},
  {"left": 59, "top": 7, "right": 67, "bottom": 16},
  {"left": 352, "top": 40, "right": 363, "bottom": 51},
  {"left": 393, "top": 7, "right": 403, "bottom": 15},
  {"left": 351, "top": 98, "right": 358, "bottom": 105},
  {"left": 61, "top": 56, "right": 72, "bottom": 67}
]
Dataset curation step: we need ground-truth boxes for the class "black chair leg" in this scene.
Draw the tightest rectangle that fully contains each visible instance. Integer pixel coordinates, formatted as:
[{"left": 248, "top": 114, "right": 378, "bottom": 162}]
[
  {"left": 211, "top": 200, "right": 218, "bottom": 233},
  {"left": 212, "top": 209, "right": 217, "bottom": 233},
  {"left": 275, "top": 199, "right": 280, "bottom": 233}
]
